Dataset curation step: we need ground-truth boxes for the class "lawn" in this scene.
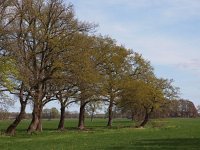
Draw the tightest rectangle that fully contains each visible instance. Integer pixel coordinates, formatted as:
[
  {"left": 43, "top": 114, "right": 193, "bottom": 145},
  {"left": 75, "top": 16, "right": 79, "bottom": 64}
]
[{"left": 0, "top": 118, "right": 200, "bottom": 150}]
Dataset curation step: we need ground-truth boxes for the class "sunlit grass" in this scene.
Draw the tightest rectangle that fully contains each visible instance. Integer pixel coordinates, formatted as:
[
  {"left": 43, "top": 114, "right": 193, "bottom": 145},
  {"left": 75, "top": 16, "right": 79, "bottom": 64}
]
[{"left": 0, "top": 118, "right": 200, "bottom": 150}]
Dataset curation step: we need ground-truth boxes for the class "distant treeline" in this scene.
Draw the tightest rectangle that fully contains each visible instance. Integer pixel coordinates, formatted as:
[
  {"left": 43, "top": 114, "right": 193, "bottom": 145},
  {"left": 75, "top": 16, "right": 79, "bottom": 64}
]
[{"left": 1, "top": 99, "right": 198, "bottom": 121}]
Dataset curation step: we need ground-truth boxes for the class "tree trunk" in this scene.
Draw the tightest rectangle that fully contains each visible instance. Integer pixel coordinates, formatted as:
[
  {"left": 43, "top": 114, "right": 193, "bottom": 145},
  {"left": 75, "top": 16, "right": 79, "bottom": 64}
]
[
  {"left": 5, "top": 82, "right": 28, "bottom": 135},
  {"left": 138, "top": 107, "right": 153, "bottom": 127},
  {"left": 139, "top": 111, "right": 149, "bottom": 127},
  {"left": 57, "top": 105, "right": 65, "bottom": 131},
  {"left": 27, "top": 102, "right": 40, "bottom": 134},
  {"left": 90, "top": 111, "right": 94, "bottom": 122},
  {"left": 107, "top": 100, "right": 113, "bottom": 127},
  {"left": 5, "top": 102, "right": 26, "bottom": 136},
  {"left": 36, "top": 105, "right": 43, "bottom": 132},
  {"left": 78, "top": 104, "right": 85, "bottom": 130},
  {"left": 36, "top": 117, "right": 42, "bottom": 132},
  {"left": 131, "top": 111, "right": 134, "bottom": 121}
]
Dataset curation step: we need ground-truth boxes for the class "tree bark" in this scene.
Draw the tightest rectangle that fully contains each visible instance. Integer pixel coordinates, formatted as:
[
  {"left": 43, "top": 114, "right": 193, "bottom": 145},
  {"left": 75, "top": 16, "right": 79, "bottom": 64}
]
[
  {"left": 5, "top": 102, "right": 26, "bottom": 136},
  {"left": 107, "top": 100, "right": 113, "bottom": 127},
  {"left": 5, "top": 82, "right": 28, "bottom": 136},
  {"left": 27, "top": 84, "right": 45, "bottom": 134},
  {"left": 138, "top": 107, "right": 153, "bottom": 127},
  {"left": 139, "top": 111, "right": 149, "bottom": 127},
  {"left": 36, "top": 105, "right": 43, "bottom": 132},
  {"left": 27, "top": 102, "right": 40, "bottom": 134},
  {"left": 78, "top": 103, "right": 86, "bottom": 130},
  {"left": 57, "top": 105, "right": 66, "bottom": 131}
]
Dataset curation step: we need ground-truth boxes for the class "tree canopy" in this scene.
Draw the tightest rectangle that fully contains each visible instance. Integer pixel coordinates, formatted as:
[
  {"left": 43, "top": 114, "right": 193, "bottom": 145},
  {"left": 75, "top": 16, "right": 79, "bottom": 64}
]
[{"left": 0, "top": 0, "right": 196, "bottom": 136}]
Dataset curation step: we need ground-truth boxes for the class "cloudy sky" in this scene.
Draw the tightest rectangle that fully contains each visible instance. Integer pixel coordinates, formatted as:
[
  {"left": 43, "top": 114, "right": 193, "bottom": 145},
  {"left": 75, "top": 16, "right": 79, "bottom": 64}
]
[{"left": 67, "top": 0, "right": 200, "bottom": 106}]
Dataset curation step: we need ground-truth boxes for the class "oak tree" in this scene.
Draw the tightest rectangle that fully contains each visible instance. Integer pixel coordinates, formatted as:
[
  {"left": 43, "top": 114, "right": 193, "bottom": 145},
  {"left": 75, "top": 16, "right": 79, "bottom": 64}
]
[{"left": 1, "top": 0, "right": 93, "bottom": 133}]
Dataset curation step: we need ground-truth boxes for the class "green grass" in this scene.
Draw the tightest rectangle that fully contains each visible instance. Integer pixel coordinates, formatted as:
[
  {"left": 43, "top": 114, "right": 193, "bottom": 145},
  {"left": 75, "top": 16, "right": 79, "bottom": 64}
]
[{"left": 0, "top": 118, "right": 200, "bottom": 150}]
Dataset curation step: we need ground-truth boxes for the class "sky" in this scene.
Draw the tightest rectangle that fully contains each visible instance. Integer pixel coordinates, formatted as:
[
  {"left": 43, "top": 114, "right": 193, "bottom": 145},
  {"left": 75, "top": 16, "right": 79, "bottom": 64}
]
[
  {"left": 9, "top": 0, "right": 200, "bottom": 112},
  {"left": 66, "top": 0, "right": 200, "bottom": 106}
]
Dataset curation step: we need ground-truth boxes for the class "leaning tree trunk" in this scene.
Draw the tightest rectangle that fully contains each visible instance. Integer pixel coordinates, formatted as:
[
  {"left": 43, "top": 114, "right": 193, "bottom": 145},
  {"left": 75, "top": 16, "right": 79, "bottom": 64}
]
[
  {"left": 27, "top": 102, "right": 40, "bottom": 134},
  {"left": 138, "top": 107, "right": 153, "bottom": 128},
  {"left": 139, "top": 111, "right": 149, "bottom": 127},
  {"left": 107, "top": 100, "right": 113, "bottom": 127},
  {"left": 78, "top": 103, "right": 86, "bottom": 130},
  {"left": 5, "top": 102, "right": 26, "bottom": 136},
  {"left": 5, "top": 82, "right": 28, "bottom": 135},
  {"left": 57, "top": 105, "right": 66, "bottom": 131}
]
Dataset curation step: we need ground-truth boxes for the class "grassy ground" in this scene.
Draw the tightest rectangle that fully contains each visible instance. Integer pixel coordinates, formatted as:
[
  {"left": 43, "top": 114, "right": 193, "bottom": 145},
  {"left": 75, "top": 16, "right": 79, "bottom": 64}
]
[{"left": 0, "top": 118, "right": 200, "bottom": 150}]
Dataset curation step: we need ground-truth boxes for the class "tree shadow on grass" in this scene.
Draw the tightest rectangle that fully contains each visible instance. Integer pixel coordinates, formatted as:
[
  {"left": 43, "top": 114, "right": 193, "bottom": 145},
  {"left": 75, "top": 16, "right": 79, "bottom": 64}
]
[
  {"left": 102, "top": 138, "right": 200, "bottom": 150},
  {"left": 133, "top": 138, "right": 200, "bottom": 150}
]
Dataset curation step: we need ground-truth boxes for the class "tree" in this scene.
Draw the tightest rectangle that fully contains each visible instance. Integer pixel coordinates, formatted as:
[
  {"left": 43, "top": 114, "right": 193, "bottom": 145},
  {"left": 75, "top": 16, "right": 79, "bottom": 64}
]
[
  {"left": 118, "top": 52, "right": 153, "bottom": 124},
  {"left": 120, "top": 79, "right": 162, "bottom": 127},
  {"left": 0, "top": 1, "right": 28, "bottom": 135},
  {"left": 94, "top": 36, "right": 129, "bottom": 127},
  {"left": 69, "top": 35, "right": 102, "bottom": 130},
  {"left": 197, "top": 105, "right": 200, "bottom": 116},
  {"left": 86, "top": 101, "right": 102, "bottom": 122},
  {"left": 50, "top": 107, "right": 59, "bottom": 119},
  {"left": 0, "top": 108, "right": 10, "bottom": 120},
  {"left": 166, "top": 99, "right": 197, "bottom": 118},
  {"left": 5, "top": 82, "right": 30, "bottom": 135},
  {"left": 119, "top": 53, "right": 179, "bottom": 127},
  {"left": 0, "top": 0, "right": 18, "bottom": 93},
  {"left": 42, "top": 107, "right": 59, "bottom": 119},
  {"left": 1, "top": 0, "right": 93, "bottom": 134},
  {"left": 42, "top": 108, "right": 51, "bottom": 119},
  {"left": 55, "top": 86, "right": 78, "bottom": 130}
]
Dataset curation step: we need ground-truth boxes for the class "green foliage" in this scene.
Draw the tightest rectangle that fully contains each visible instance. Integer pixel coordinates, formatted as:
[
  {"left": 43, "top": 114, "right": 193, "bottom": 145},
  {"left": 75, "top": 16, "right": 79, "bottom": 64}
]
[
  {"left": 0, "top": 56, "right": 18, "bottom": 90},
  {"left": 119, "top": 72, "right": 178, "bottom": 124},
  {"left": 0, "top": 0, "right": 183, "bottom": 133},
  {"left": 50, "top": 107, "right": 59, "bottom": 118}
]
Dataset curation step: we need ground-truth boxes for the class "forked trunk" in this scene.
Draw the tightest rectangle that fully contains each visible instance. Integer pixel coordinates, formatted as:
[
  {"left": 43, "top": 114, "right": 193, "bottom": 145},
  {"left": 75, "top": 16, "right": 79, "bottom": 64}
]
[
  {"left": 57, "top": 105, "right": 66, "bottom": 131},
  {"left": 27, "top": 103, "right": 40, "bottom": 134},
  {"left": 139, "top": 111, "right": 149, "bottom": 127},
  {"left": 5, "top": 102, "right": 26, "bottom": 136},
  {"left": 138, "top": 107, "right": 153, "bottom": 128}
]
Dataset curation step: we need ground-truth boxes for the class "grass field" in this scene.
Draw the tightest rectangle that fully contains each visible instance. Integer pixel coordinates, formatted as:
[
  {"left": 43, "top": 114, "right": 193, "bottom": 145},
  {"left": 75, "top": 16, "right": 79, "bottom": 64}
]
[{"left": 0, "top": 118, "right": 200, "bottom": 150}]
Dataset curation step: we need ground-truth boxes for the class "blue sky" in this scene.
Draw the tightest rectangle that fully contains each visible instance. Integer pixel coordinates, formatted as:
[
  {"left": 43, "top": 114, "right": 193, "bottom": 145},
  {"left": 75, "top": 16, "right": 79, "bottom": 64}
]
[
  {"left": 9, "top": 0, "right": 200, "bottom": 112},
  {"left": 67, "top": 0, "right": 200, "bottom": 106}
]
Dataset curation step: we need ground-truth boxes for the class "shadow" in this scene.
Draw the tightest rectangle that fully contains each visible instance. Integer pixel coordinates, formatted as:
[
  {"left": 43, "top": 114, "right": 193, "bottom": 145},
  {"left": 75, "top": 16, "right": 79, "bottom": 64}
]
[
  {"left": 133, "top": 138, "right": 200, "bottom": 149},
  {"left": 42, "top": 127, "right": 80, "bottom": 132},
  {"left": 44, "top": 125, "right": 134, "bottom": 133},
  {"left": 101, "top": 138, "right": 200, "bottom": 150}
]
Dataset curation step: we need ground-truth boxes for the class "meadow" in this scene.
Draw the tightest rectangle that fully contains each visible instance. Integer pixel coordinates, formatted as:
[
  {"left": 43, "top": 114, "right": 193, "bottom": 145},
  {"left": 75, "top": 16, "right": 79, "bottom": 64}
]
[{"left": 0, "top": 118, "right": 200, "bottom": 150}]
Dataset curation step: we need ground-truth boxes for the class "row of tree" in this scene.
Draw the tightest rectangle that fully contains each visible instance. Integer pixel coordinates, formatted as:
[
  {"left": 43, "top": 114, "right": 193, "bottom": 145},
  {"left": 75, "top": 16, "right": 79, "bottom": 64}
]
[
  {"left": 158, "top": 99, "right": 198, "bottom": 118},
  {"left": 0, "top": 0, "right": 187, "bottom": 136},
  {"left": 1, "top": 99, "right": 198, "bottom": 120}
]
